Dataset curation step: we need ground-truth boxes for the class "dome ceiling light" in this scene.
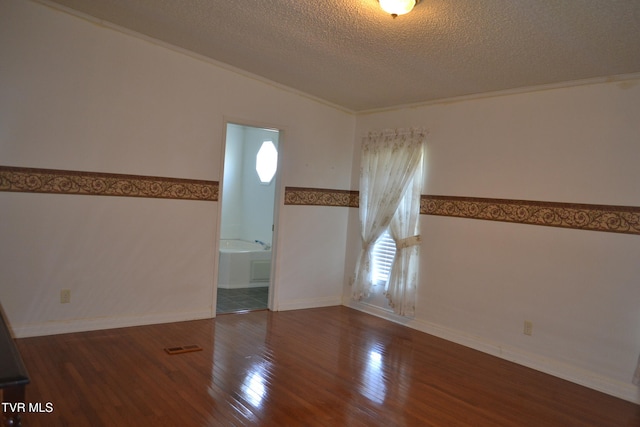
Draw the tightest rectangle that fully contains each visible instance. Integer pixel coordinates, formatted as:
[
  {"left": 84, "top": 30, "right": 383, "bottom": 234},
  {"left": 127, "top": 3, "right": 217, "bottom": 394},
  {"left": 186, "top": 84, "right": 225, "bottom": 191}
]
[{"left": 379, "top": 0, "right": 421, "bottom": 18}]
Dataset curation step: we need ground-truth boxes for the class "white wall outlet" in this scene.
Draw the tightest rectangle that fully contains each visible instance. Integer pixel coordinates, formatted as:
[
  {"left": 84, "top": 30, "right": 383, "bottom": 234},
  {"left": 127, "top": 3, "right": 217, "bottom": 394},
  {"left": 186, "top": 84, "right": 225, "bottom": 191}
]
[
  {"left": 524, "top": 320, "right": 533, "bottom": 336},
  {"left": 60, "top": 289, "right": 71, "bottom": 304}
]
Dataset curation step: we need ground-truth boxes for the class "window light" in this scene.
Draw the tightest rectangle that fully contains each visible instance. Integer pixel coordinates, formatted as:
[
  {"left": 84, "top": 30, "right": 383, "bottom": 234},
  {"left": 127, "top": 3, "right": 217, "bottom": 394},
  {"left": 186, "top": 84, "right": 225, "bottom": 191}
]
[
  {"left": 371, "top": 230, "right": 396, "bottom": 285},
  {"left": 256, "top": 141, "right": 278, "bottom": 184}
]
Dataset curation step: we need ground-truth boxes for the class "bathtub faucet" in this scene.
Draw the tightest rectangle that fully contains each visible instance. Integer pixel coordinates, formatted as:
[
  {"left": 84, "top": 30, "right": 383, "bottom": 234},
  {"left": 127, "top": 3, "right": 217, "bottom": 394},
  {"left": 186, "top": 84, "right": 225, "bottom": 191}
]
[{"left": 255, "top": 240, "right": 271, "bottom": 250}]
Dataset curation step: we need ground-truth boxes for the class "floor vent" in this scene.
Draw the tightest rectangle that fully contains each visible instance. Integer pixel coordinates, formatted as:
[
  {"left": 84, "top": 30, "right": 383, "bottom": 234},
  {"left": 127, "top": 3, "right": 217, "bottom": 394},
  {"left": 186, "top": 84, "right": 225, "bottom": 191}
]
[{"left": 164, "top": 345, "right": 203, "bottom": 355}]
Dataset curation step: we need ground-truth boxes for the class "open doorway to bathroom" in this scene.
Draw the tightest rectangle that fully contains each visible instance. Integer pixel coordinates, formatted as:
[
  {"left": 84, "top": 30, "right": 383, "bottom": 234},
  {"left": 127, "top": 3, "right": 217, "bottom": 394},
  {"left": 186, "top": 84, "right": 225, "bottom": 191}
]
[{"left": 216, "top": 122, "right": 280, "bottom": 314}]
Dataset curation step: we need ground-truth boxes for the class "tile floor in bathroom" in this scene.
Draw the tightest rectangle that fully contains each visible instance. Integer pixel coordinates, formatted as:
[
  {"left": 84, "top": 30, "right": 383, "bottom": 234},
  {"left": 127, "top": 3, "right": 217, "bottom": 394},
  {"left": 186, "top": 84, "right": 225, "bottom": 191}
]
[{"left": 216, "top": 286, "right": 269, "bottom": 314}]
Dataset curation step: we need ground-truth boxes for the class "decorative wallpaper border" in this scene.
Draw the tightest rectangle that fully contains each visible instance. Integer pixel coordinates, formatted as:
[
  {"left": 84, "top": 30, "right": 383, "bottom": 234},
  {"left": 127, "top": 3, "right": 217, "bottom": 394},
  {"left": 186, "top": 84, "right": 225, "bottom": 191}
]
[
  {"left": 0, "top": 166, "right": 218, "bottom": 201},
  {"left": 284, "top": 187, "right": 640, "bottom": 235},
  {"left": 422, "top": 195, "right": 640, "bottom": 235},
  {"left": 284, "top": 187, "right": 359, "bottom": 208},
  {"left": 3, "top": 173, "right": 638, "bottom": 235}
]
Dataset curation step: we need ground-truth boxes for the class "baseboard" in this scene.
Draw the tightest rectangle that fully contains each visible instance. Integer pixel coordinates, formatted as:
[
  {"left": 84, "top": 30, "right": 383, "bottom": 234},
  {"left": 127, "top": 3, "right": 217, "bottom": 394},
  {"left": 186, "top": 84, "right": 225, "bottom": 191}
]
[
  {"left": 11, "top": 308, "right": 214, "bottom": 338},
  {"left": 347, "top": 301, "right": 640, "bottom": 405},
  {"left": 276, "top": 296, "right": 342, "bottom": 311}
]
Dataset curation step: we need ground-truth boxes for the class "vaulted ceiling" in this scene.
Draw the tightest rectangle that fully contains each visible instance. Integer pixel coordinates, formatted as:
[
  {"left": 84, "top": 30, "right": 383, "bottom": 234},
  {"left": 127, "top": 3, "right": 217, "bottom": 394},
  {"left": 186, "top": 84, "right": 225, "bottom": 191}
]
[{"left": 44, "top": 0, "right": 640, "bottom": 112}]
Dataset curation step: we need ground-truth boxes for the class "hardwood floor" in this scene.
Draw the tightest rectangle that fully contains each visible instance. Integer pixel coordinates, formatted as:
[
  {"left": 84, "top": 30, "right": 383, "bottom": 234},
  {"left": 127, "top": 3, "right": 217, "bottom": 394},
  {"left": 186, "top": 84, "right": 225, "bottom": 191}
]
[{"left": 12, "top": 307, "right": 640, "bottom": 426}]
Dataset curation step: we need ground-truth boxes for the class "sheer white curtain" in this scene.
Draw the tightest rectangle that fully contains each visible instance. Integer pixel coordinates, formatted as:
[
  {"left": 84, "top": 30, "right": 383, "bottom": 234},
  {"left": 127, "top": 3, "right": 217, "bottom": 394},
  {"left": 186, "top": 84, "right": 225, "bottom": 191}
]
[
  {"left": 634, "top": 354, "right": 640, "bottom": 385},
  {"left": 386, "top": 148, "right": 424, "bottom": 317},
  {"left": 352, "top": 128, "right": 426, "bottom": 311}
]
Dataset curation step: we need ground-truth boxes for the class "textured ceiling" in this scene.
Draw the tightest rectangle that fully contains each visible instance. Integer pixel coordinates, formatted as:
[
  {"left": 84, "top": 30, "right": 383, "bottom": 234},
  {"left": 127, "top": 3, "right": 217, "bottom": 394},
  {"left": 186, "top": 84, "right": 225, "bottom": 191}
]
[{"left": 43, "top": 0, "right": 640, "bottom": 112}]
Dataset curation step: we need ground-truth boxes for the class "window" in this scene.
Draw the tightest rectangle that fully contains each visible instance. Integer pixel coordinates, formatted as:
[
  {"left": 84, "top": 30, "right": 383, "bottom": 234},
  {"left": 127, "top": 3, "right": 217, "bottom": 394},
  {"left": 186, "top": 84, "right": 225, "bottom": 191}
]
[
  {"left": 256, "top": 141, "right": 278, "bottom": 184},
  {"left": 352, "top": 128, "right": 426, "bottom": 317},
  {"left": 371, "top": 230, "right": 396, "bottom": 286}
]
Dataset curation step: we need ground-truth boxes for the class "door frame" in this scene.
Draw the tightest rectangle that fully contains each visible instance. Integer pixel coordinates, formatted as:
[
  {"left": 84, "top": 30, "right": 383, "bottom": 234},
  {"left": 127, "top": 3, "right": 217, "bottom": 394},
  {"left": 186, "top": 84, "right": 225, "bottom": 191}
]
[{"left": 213, "top": 117, "right": 285, "bottom": 315}]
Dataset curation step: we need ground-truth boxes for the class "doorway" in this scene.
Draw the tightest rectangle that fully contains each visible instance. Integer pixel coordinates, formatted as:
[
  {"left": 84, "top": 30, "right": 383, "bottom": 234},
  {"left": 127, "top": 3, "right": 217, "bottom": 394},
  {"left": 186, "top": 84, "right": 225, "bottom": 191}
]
[{"left": 216, "top": 123, "right": 280, "bottom": 314}]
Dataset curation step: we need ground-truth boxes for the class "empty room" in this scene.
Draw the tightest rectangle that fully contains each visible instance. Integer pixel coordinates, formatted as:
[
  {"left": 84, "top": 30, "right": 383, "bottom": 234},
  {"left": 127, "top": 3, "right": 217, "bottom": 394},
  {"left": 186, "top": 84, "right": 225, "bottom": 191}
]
[{"left": 1, "top": 0, "right": 640, "bottom": 425}]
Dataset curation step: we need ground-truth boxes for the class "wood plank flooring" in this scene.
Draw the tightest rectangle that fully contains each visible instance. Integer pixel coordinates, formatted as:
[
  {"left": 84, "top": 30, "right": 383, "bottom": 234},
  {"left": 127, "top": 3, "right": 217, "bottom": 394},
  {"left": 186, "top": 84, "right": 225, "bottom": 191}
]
[{"left": 11, "top": 306, "right": 640, "bottom": 426}]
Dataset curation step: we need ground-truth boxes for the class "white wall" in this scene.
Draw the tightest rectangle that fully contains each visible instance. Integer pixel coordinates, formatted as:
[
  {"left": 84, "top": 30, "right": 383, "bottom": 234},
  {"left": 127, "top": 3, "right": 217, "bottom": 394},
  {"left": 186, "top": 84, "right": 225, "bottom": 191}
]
[
  {"left": 0, "top": 0, "right": 355, "bottom": 335},
  {"left": 346, "top": 78, "right": 640, "bottom": 403}
]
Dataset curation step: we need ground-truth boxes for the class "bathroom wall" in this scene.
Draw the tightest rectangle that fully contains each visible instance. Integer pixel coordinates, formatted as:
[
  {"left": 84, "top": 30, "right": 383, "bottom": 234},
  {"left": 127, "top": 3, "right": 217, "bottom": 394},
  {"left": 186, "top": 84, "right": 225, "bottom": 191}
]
[
  {"left": 220, "top": 124, "right": 278, "bottom": 245},
  {"left": 241, "top": 126, "right": 279, "bottom": 245},
  {"left": 220, "top": 123, "right": 279, "bottom": 245},
  {"left": 220, "top": 124, "right": 245, "bottom": 239}
]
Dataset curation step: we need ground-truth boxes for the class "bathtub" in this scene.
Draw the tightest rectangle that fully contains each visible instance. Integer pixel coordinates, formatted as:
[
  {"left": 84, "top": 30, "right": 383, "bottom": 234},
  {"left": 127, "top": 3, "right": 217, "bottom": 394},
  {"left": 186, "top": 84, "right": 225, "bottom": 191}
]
[{"left": 218, "top": 239, "right": 271, "bottom": 289}]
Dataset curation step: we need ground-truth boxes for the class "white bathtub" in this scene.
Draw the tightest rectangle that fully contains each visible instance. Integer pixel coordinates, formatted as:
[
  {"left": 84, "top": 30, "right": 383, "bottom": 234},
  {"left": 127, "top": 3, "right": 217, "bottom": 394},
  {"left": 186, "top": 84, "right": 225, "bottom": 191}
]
[{"left": 218, "top": 239, "right": 271, "bottom": 289}]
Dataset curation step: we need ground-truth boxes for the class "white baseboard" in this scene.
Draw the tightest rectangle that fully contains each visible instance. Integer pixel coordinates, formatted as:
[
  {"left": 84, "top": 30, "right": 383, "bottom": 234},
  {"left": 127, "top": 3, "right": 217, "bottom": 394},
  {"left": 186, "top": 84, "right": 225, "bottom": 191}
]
[
  {"left": 276, "top": 296, "right": 342, "bottom": 311},
  {"left": 11, "top": 308, "right": 214, "bottom": 338},
  {"left": 347, "top": 301, "right": 640, "bottom": 405}
]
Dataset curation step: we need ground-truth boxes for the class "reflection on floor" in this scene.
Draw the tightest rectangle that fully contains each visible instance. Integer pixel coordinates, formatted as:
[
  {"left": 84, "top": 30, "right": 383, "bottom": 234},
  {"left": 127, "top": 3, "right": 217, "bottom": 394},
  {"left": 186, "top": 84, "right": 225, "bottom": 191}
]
[{"left": 216, "top": 287, "right": 269, "bottom": 314}]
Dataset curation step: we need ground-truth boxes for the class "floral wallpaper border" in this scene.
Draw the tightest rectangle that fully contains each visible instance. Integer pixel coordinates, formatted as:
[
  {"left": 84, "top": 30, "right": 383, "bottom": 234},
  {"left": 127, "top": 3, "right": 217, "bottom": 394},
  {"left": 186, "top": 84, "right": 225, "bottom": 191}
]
[
  {"left": 422, "top": 195, "right": 640, "bottom": 235},
  {"left": 284, "top": 186, "right": 359, "bottom": 208},
  {"left": 2, "top": 170, "right": 637, "bottom": 235},
  {"left": 0, "top": 166, "right": 218, "bottom": 201},
  {"left": 284, "top": 187, "right": 640, "bottom": 235}
]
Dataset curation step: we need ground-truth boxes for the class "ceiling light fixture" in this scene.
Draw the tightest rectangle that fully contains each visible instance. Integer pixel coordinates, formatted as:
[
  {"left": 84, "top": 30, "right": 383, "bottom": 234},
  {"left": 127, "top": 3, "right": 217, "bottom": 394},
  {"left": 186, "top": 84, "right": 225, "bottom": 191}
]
[{"left": 379, "top": 0, "right": 421, "bottom": 18}]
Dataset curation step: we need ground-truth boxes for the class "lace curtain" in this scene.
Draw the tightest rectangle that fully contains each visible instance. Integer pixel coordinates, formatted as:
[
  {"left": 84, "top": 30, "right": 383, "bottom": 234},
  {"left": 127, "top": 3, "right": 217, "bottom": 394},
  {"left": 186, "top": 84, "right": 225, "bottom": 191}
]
[
  {"left": 386, "top": 158, "right": 423, "bottom": 317},
  {"left": 352, "top": 128, "right": 426, "bottom": 317}
]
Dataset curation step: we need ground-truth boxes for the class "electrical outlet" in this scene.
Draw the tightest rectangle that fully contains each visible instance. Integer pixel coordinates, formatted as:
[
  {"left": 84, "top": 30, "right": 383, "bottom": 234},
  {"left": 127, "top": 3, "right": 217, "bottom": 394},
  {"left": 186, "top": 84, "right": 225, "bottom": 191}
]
[
  {"left": 60, "top": 289, "right": 71, "bottom": 304},
  {"left": 524, "top": 320, "right": 533, "bottom": 336}
]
